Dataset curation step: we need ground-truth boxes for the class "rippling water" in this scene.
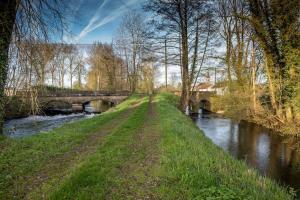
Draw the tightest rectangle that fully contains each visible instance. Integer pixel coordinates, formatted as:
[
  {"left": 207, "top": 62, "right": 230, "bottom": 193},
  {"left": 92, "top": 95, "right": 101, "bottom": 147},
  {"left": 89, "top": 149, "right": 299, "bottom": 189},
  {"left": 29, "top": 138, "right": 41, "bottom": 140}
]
[
  {"left": 191, "top": 111, "right": 300, "bottom": 194},
  {"left": 4, "top": 100, "right": 113, "bottom": 138},
  {"left": 4, "top": 113, "right": 97, "bottom": 137}
]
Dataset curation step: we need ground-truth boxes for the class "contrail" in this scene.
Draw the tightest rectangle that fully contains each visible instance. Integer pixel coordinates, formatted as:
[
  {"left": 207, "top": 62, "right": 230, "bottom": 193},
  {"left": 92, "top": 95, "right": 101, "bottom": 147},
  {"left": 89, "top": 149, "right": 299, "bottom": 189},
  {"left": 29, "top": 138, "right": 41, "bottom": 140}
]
[
  {"left": 75, "top": 0, "right": 140, "bottom": 42},
  {"left": 76, "top": 0, "right": 110, "bottom": 40}
]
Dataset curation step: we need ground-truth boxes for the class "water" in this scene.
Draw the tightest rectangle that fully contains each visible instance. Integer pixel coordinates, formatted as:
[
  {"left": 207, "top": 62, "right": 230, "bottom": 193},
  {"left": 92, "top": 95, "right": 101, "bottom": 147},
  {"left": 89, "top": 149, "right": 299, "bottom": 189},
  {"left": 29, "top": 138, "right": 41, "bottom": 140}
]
[
  {"left": 84, "top": 100, "right": 112, "bottom": 113},
  {"left": 4, "top": 113, "right": 97, "bottom": 137},
  {"left": 4, "top": 100, "right": 112, "bottom": 137},
  {"left": 191, "top": 111, "right": 300, "bottom": 194}
]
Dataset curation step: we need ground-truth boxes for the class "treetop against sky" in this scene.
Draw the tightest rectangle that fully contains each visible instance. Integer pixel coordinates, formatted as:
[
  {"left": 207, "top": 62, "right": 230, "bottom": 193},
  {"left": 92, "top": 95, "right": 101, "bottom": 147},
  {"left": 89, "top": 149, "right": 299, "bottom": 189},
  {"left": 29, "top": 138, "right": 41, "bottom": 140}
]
[{"left": 62, "top": 0, "right": 147, "bottom": 44}]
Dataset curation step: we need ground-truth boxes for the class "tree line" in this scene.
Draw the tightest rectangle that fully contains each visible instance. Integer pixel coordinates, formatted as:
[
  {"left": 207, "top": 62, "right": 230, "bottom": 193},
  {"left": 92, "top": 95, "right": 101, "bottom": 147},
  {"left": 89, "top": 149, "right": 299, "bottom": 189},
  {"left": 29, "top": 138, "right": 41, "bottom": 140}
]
[
  {"left": 0, "top": 0, "right": 300, "bottom": 135},
  {"left": 145, "top": 0, "right": 300, "bottom": 133}
]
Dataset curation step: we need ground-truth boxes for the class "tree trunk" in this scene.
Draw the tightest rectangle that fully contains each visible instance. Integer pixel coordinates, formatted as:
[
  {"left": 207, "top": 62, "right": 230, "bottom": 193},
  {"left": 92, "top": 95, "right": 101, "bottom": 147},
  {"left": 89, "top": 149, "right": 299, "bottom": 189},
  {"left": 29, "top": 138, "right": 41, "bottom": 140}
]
[
  {"left": 61, "top": 66, "right": 64, "bottom": 88},
  {"left": 189, "top": 18, "right": 200, "bottom": 90},
  {"left": 179, "top": 1, "right": 189, "bottom": 111},
  {"left": 265, "top": 56, "right": 280, "bottom": 117},
  {"left": 251, "top": 41, "right": 257, "bottom": 112},
  {"left": 225, "top": 40, "right": 232, "bottom": 85},
  {"left": 0, "top": 0, "right": 17, "bottom": 135},
  {"left": 51, "top": 70, "right": 55, "bottom": 85},
  {"left": 78, "top": 67, "right": 82, "bottom": 89}
]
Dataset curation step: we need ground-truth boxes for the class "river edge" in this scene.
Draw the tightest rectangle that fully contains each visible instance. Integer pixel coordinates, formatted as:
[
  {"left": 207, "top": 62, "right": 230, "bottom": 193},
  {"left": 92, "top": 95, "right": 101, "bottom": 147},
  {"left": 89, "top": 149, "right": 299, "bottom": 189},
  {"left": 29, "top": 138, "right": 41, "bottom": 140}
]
[
  {"left": 205, "top": 109, "right": 300, "bottom": 137},
  {"left": 191, "top": 110, "right": 300, "bottom": 196},
  {"left": 3, "top": 113, "right": 99, "bottom": 137},
  {"left": 0, "top": 94, "right": 294, "bottom": 199}
]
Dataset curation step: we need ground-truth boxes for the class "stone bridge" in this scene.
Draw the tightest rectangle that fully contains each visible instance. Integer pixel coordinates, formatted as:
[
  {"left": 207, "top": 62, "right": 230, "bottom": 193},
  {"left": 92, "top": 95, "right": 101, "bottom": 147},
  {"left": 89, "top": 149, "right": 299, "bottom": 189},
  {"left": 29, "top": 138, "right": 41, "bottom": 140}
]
[
  {"left": 189, "top": 91, "right": 215, "bottom": 113},
  {"left": 172, "top": 90, "right": 215, "bottom": 113},
  {"left": 36, "top": 91, "right": 130, "bottom": 113}
]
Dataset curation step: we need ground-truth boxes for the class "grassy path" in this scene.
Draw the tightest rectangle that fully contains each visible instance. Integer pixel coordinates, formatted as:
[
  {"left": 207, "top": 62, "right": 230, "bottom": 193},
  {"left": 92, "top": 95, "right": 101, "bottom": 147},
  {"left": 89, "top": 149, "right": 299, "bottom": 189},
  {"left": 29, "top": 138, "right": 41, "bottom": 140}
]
[
  {"left": 0, "top": 94, "right": 294, "bottom": 199},
  {"left": 25, "top": 104, "right": 140, "bottom": 198},
  {"left": 47, "top": 97, "right": 150, "bottom": 199},
  {"left": 106, "top": 96, "right": 161, "bottom": 199}
]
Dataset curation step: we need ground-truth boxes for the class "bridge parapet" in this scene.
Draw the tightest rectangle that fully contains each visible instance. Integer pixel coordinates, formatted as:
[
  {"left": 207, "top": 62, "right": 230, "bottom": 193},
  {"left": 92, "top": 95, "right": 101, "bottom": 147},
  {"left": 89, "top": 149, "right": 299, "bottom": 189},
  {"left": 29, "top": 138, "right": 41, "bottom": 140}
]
[{"left": 14, "top": 90, "right": 131, "bottom": 98}]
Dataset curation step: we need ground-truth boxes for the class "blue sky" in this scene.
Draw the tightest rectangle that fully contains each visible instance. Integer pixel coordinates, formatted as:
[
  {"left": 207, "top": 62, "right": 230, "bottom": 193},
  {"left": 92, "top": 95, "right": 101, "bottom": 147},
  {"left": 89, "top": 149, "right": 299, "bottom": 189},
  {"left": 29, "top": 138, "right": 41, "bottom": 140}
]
[
  {"left": 59, "top": 0, "right": 216, "bottom": 85},
  {"left": 63, "top": 0, "right": 146, "bottom": 44}
]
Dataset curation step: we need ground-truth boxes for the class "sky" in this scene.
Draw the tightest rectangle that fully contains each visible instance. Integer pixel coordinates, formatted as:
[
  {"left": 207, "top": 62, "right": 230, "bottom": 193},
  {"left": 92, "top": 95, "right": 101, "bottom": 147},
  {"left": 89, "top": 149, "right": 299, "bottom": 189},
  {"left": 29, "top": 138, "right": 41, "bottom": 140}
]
[
  {"left": 59, "top": 0, "right": 217, "bottom": 86},
  {"left": 62, "top": 0, "right": 146, "bottom": 44}
]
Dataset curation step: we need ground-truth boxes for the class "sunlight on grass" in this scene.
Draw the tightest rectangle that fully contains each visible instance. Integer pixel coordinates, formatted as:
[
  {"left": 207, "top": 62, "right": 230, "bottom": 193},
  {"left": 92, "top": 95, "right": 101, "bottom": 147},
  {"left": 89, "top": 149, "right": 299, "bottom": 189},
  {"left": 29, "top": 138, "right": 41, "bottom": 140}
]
[
  {"left": 154, "top": 93, "right": 294, "bottom": 200},
  {"left": 0, "top": 95, "right": 144, "bottom": 199}
]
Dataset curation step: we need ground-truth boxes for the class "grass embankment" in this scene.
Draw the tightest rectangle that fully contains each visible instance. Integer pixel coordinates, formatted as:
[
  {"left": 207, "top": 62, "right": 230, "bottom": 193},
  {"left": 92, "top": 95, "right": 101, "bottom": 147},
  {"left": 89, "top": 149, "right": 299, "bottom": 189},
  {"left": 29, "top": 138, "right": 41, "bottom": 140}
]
[
  {"left": 154, "top": 93, "right": 294, "bottom": 199},
  {"left": 0, "top": 93, "right": 293, "bottom": 199},
  {"left": 0, "top": 95, "right": 146, "bottom": 199}
]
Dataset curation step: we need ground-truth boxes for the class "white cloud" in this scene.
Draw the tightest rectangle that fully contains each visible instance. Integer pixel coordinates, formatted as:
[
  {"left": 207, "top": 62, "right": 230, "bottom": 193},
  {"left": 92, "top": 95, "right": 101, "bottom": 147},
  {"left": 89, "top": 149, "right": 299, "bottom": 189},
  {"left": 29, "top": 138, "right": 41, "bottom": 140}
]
[{"left": 75, "top": 0, "right": 140, "bottom": 42}]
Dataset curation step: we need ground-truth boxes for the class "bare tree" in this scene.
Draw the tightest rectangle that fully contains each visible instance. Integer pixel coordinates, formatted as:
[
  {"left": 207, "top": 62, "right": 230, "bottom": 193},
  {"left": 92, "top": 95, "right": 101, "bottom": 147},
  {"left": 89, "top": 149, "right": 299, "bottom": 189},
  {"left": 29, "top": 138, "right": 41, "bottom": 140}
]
[
  {"left": 145, "top": 0, "right": 215, "bottom": 110},
  {"left": 74, "top": 54, "right": 86, "bottom": 90},
  {"left": 64, "top": 44, "right": 77, "bottom": 89},
  {"left": 87, "top": 43, "right": 125, "bottom": 92},
  {"left": 140, "top": 56, "right": 158, "bottom": 94},
  {"left": 115, "top": 11, "right": 150, "bottom": 93},
  {"left": 0, "top": 0, "right": 66, "bottom": 134}
]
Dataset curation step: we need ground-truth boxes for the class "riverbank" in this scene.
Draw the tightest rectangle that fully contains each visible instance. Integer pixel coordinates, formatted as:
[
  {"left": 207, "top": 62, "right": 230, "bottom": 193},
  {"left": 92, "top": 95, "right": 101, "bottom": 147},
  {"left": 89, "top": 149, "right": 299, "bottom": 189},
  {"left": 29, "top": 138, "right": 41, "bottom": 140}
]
[
  {"left": 0, "top": 93, "right": 294, "bottom": 199},
  {"left": 211, "top": 100, "right": 300, "bottom": 136},
  {"left": 219, "top": 111, "right": 300, "bottom": 137},
  {"left": 246, "top": 114, "right": 300, "bottom": 136}
]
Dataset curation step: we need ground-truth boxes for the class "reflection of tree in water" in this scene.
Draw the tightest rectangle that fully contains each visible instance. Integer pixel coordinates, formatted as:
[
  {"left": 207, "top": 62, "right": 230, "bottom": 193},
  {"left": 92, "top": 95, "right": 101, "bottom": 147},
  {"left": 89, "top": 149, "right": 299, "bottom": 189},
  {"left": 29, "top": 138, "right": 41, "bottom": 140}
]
[
  {"left": 278, "top": 137, "right": 300, "bottom": 190},
  {"left": 266, "top": 133, "right": 282, "bottom": 178},
  {"left": 227, "top": 122, "right": 237, "bottom": 157},
  {"left": 236, "top": 121, "right": 259, "bottom": 167},
  {"left": 236, "top": 121, "right": 300, "bottom": 191},
  {"left": 192, "top": 113, "right": 300, "bottom": 193}
]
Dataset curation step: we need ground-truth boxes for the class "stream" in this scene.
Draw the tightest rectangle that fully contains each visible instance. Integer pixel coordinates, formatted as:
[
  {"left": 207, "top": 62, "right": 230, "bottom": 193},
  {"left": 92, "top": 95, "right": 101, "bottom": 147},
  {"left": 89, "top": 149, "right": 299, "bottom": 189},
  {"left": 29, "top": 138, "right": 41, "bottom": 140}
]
[
  {"left": 3, "top": 100, "right": 112, "bottom": 137},
  {"left": 3, "top": 113, "right": 96, "bottom": 137},
  {"left": 191, "top": 111, "right": 300, "bottom": 195}
]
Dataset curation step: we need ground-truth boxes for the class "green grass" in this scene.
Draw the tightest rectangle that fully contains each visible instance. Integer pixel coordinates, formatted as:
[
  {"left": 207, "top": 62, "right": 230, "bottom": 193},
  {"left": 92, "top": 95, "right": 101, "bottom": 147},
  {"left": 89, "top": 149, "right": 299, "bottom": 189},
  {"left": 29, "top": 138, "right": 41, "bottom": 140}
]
[
  {"left": 0, "top": 93, "right": 294, "bottom": 199},
  {"left": 0, "top": 95, "right": 144, "bottom": 199},
  {"left": 47, "top": 97, "right": 149, "bottom": 199},
  {"left": 153, "top": 93, "right": 294, "bottom": 200}
]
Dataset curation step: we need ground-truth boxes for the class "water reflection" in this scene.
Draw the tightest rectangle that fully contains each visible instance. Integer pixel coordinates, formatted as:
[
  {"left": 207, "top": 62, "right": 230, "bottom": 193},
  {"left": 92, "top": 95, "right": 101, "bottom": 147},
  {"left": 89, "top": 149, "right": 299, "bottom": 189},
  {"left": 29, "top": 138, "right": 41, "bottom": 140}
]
[
  {"left": 84, "top": 100, "right": 113, "bottom": 113},
  {"left": 191, "top": 112, "right": 300, "bottom": 193}
]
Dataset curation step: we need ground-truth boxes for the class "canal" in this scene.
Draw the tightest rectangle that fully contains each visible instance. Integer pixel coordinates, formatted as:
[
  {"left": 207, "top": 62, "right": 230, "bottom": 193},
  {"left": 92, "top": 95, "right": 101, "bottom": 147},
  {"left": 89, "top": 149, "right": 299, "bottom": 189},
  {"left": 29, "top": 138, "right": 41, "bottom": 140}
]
[{"left": 191, "top": 111, "right": 300, "bottom": 195}]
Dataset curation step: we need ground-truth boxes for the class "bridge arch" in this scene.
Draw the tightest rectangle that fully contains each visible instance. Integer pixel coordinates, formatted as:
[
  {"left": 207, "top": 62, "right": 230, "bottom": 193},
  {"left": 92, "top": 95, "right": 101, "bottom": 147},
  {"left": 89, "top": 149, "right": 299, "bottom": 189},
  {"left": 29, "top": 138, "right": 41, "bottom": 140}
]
[
  {"left": 83, "top": 99, "right": 115, "bottom": 113},
  {"left": 199, "top": 99, "right": 211, "bottom": 112},
  {"left": 42, "top": 100, "right": 73, "bottom": 114},
  {"left": 188, "top": 91, "right": 215, "bottom": 113}
]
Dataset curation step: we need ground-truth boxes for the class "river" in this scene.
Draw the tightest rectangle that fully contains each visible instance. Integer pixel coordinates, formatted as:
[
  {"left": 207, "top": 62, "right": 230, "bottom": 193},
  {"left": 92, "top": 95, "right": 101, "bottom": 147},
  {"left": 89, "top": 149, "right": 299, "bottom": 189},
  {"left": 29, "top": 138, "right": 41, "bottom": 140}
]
[
  {"left": 191, "top": 111, "right": 300, "bottom": 195},
  {"left": 3, "top": 100, "right": 111, "bottom": 137},
  {"left": 3, "top": 113, "right": 97, "bottom": 137}
]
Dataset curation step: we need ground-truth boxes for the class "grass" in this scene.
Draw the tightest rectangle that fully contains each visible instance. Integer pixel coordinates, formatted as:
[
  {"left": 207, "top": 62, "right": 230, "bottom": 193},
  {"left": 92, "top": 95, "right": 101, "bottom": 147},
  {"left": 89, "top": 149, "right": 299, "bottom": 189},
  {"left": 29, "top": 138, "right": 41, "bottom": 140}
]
[
  {"left": 0, "top": 95, "right": 145, "bottom": 199},
  {"left": 153, "top": 93, "right": 294, "bottom": 199},
  {"left": 0, "top": 93, "right": 294, "bottom": 199},
  {"left": 46, "top": 97, "right": 150, "bottom": 199}
]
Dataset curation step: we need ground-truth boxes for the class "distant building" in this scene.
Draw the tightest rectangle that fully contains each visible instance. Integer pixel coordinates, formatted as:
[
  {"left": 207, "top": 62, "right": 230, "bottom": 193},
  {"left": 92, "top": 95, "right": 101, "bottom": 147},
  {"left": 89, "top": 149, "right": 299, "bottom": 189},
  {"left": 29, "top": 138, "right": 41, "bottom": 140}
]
[
  {"left": 193, "top": 82, "right": 227, "bottom": 96},
  {"left": 194, "top": 82, "right": 214, "bottom": 92}
]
